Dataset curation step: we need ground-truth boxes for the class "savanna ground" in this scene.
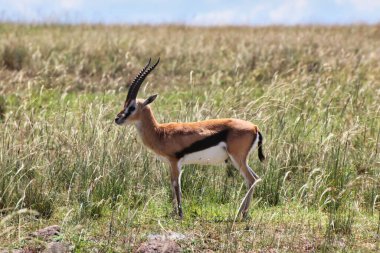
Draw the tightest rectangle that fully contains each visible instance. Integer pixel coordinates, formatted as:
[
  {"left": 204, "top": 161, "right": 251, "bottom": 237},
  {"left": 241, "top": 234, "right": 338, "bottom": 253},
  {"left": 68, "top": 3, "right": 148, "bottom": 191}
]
[{"left": 0, "top": 24, "right": 379, "bottom": 252}]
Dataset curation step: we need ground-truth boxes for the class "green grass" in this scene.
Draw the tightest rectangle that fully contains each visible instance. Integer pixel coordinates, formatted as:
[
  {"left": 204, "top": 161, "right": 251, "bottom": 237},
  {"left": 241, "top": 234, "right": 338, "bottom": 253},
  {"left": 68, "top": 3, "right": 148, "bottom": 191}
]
[{"left": 0, "top": 24, "right": 379, "bottom": 252}]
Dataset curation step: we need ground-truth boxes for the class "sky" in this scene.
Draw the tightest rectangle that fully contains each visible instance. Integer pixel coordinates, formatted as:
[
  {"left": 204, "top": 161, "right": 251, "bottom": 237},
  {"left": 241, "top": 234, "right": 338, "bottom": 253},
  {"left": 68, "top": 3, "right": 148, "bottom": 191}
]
[{"left": 0, "top": 0, "right": 379, "bottom": 26}]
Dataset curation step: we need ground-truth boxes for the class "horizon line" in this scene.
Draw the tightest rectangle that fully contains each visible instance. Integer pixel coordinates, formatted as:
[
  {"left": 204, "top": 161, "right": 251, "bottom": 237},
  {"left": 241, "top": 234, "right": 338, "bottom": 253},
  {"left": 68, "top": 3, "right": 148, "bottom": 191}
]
[{"left": 1, "top": 20, "right": 379, "bottom": 28}]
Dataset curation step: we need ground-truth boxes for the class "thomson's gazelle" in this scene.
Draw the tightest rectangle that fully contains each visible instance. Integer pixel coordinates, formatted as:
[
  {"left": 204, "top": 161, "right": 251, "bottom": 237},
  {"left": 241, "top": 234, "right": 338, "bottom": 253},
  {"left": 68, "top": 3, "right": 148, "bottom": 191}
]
[{"left": 115, "top": 58, "right": 265, "bottom": 219}]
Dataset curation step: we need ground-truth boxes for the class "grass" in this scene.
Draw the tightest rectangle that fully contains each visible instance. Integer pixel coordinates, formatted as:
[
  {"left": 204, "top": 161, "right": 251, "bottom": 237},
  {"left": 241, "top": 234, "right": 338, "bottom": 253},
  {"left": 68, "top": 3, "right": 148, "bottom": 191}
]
[{"left": 0, "top": 23, "right": 379, "bottom": 252}]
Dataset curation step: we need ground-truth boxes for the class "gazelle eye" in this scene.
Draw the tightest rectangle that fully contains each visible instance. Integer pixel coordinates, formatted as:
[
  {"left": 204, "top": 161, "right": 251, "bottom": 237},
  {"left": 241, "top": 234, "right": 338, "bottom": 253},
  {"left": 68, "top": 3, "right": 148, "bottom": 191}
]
[{"left": 129, "top": 106, "right": 135, "bottom": 112}]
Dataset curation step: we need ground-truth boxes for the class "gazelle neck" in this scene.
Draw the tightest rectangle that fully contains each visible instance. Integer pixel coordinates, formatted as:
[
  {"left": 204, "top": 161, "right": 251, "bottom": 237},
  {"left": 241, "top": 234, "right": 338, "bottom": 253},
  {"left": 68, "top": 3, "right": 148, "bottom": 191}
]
[{"left": 134, "top": 106, "right": 161, "bottom": 151}]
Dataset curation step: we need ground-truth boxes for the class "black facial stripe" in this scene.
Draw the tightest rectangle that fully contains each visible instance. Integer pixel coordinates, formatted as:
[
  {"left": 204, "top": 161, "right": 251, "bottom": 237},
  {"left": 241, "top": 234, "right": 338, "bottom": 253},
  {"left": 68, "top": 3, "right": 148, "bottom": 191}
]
[
  {"left": 122, "top": 110, "right": 132, "bottom": 119},
  {"left": 122, "top": 105, "right": 135, "bottom": 118},
  {"left": 174, "top": 129, "right": 229, "bottom": 159}
]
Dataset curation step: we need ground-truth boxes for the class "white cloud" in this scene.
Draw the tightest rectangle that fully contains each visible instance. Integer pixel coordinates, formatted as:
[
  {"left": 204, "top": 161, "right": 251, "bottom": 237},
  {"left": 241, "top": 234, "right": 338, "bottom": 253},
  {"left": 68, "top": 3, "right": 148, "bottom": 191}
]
[
  {"left": 1, "top": 0, "right": 83, "bottom": 21},
  {"left": 336, "top": 0, "right": 380, "bottom": 12},
  {"left": 192, "top": 9, "right": 243, "bottom": 25},
  {"left": 190, "top": 1, "right": 312, "bottom": 25},
  {"left": 1, "top": 0, "right": 379, "bottom": 24},
  {"left": 58, "top": 0, "right": 83, "bottom": 10},
  {"left": 190, "top": 2, "right": 269, "bottom": 26},
  {"left": 269, "top": 0, "right": 310, "bottom": 24}
]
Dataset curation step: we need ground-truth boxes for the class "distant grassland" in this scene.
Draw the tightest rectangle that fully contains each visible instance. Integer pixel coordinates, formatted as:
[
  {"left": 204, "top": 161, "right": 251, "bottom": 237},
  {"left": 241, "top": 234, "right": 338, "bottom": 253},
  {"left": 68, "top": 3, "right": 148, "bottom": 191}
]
[{"left": 0, "top": 24, "right": 379, "bottom": 252}]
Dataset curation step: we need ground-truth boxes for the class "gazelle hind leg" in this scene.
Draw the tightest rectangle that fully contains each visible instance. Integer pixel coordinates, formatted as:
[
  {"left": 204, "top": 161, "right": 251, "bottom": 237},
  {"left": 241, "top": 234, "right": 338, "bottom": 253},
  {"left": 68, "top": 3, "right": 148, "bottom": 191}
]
[
  {"left": 241, "top": 163, "right": 260, "bottom": 216},
  {"left": 229, "top": 154, "right": 259, "bottom": 219}
]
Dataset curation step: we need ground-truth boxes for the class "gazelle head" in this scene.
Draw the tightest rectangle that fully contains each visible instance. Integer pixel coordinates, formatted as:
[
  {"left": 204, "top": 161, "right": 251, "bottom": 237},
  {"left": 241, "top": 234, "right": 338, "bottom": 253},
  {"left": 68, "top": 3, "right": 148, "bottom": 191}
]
[{"left": 115, "top": 58, "right": 159, "bottom": 125}]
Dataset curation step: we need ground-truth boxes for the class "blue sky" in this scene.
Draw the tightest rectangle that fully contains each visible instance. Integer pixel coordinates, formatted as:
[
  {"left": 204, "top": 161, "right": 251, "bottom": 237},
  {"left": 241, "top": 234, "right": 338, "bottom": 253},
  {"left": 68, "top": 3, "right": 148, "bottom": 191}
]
[{"left": 0, "top": 0, "right": 379, "bottom": 25}]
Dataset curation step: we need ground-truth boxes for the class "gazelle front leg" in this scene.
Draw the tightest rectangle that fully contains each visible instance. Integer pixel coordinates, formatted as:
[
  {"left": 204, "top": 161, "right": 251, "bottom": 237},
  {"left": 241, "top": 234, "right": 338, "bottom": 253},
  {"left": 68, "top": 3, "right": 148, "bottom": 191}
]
[{"left": 169, "top": 160, "right": 183, "bottom": 218}]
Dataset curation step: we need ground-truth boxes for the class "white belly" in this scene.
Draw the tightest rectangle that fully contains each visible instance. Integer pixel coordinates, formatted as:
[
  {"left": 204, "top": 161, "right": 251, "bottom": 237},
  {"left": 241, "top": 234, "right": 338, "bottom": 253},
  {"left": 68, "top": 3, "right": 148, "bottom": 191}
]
[{"left": 180, "top": 142, "right": 229, "bottom": 165}]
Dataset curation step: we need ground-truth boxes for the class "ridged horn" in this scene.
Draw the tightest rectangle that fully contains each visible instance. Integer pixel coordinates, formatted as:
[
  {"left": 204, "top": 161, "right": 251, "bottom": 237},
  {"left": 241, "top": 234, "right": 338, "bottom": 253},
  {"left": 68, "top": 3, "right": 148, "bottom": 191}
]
[{"left": 127, "top": 58, "right": 160, "bottom": 100}]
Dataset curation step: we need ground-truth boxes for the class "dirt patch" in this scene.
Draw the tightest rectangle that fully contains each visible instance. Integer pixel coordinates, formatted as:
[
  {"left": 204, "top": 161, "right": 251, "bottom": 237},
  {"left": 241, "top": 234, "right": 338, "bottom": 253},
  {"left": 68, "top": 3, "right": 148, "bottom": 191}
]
[
  {"left": 1, "top": 225, "right": 70, "bottom": 253},
  {"left": 147, "top": 232, "right": 187, "bottom": 241},
  {"left": 30, "top": 225, "right": 61, "bottom": 240},
  {"left": 136, "top": 239, "right": 180, "bottom": 253},
  {"left": 42, "top": 242, "right": 70, "bottom": 253}
]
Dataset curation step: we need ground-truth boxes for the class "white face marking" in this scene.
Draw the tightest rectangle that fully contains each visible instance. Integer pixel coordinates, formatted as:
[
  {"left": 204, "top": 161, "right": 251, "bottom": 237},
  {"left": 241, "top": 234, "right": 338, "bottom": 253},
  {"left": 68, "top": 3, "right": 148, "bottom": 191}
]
[
  {"left": 180, "top": 142, "right": 228, "bottom": 165},
  {"left": 124, "top": 101, "right": 137, "bottom": 115},
  {"left": 116, "top": 101, "right": 138, "bottom": 125}
]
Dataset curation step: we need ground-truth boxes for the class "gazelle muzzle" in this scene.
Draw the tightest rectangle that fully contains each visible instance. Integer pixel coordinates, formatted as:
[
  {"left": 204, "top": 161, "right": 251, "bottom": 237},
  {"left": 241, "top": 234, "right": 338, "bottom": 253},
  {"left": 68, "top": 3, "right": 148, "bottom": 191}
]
[
  {"left": 114, "top": 114, "right": 126, "bottom": 125},
  {"left": 115, "top": 99, "right": 138, "bottom": 125}
]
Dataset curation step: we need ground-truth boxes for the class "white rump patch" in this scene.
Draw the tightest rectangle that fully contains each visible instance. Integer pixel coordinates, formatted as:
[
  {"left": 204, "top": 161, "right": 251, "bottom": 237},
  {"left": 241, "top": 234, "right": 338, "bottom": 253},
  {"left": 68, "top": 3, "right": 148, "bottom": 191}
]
[
  {"left": 180, "top": 142, "right": 228, "bottom": 165},
  {"left": 249, "top": 134, "right": 259, "bottom": 154}
]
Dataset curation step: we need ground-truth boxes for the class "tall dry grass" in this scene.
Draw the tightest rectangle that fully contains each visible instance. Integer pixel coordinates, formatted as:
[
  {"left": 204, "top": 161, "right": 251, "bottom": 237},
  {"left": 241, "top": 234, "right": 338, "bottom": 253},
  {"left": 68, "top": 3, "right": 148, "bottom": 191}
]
[{"left": 0, "top": 24, "right": 379, "bottom": 251}]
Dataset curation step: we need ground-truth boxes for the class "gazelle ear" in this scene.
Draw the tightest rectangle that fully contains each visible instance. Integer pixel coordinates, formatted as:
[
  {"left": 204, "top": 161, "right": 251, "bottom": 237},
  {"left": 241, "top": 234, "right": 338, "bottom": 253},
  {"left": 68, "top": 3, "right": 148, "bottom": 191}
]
[{"left": 142, "top": 94, "right": 158, "bottom": 107}]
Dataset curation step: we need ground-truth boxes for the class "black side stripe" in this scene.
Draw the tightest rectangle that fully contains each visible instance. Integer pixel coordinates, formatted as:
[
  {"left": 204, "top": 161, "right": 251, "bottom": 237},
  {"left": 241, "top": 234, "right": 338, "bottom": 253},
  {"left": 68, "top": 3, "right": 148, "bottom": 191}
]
[{"left": 174, "top": 129, "right": 229, "bottom": 159}]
